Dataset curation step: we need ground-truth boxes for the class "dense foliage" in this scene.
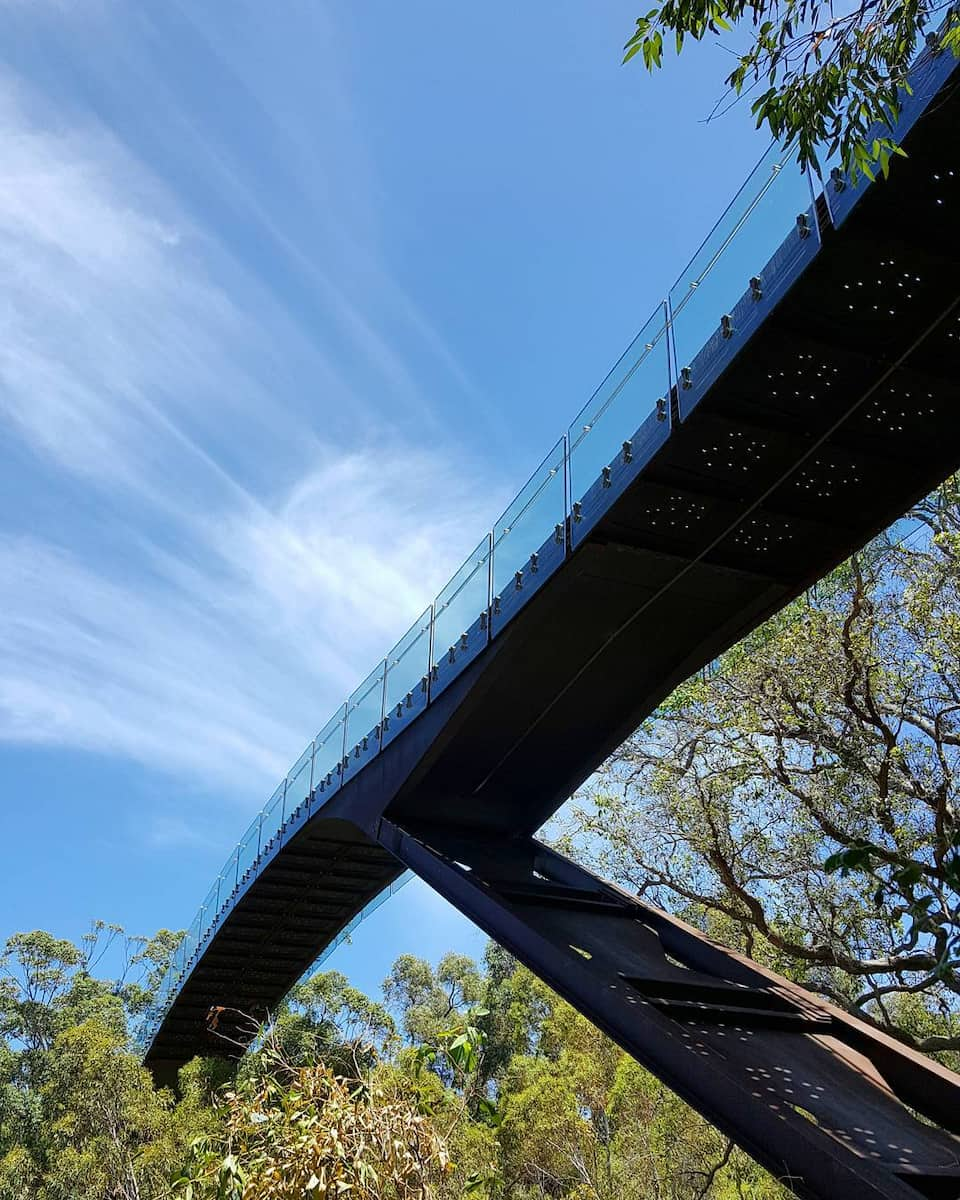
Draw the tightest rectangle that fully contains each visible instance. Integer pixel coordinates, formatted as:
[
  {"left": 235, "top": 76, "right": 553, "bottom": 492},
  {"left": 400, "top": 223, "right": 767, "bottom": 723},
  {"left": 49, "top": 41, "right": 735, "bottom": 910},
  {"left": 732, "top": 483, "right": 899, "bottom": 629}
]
[{"left": 0, "top": 932, "right": 786, "bottom": 1199}]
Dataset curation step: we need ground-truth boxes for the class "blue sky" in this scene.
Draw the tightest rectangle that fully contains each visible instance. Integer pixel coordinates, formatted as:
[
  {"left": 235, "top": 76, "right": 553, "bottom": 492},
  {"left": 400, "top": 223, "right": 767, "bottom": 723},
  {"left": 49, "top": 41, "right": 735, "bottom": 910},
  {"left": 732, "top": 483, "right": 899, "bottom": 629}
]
[{"left": 0, "top": 0, "right": 774, "bottom": 1002}]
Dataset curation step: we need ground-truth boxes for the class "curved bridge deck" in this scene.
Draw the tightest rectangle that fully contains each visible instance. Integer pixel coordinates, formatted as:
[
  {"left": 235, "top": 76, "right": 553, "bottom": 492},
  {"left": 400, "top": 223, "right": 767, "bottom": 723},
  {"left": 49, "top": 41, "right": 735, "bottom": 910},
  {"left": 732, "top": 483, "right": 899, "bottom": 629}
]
[{"left": 145, "top": 43, "right": 960, "bottom": 1200}]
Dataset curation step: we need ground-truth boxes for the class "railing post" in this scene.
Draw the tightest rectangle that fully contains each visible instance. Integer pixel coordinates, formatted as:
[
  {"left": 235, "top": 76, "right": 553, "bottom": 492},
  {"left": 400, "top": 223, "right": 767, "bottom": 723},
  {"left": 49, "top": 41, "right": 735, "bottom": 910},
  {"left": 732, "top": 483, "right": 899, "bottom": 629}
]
[
  {"left": 485, "top": 530, "right": 494, "bottom": 644},
  {"left": 378, "top": 659, "right": 388, "bottom": 745},
  {"left": 561, "top": 433, "right": 571, "bottom": 559},
  {"left": 338, "top": 705, "right": 348, "bottom": 777},
  {"left": 663, "top": 297, "right": 676, "bottom": 421},
  {"left": 426, "top": 603, "right": 436, "bottom": 703}
]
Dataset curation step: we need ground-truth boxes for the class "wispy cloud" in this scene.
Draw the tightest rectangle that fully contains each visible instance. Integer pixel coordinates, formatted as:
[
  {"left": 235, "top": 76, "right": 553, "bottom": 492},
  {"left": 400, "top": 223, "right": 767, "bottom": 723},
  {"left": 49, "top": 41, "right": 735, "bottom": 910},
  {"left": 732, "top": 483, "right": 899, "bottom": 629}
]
[{"left": 0, "top": 68, "right": 507, "bottom": 832}]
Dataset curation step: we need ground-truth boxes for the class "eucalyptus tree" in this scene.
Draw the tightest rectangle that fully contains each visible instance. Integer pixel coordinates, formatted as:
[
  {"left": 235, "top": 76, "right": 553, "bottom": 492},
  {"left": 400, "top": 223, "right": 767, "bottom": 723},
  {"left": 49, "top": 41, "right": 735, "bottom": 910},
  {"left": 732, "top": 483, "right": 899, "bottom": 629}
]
[
  {"left": 623, "top": 0, "right": 960, "bottom": 176},
  {"left": 563, "top": 481, "right": 960, "bottom": 1056}
]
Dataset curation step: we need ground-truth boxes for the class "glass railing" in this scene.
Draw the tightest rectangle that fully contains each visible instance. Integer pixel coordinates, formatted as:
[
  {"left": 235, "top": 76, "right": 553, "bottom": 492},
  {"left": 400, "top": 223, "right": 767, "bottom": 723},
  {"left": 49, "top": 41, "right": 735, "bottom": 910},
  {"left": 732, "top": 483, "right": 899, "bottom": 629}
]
[
  {"left": 312, "top": 707, "right": 347, "bottom": 804},
  {"left": 236, "top": 815, "right": 261, "bottom": 892},
  {"left": 285, "top": 744, "right": 313, "bottom": 823},
  {"left": 383, "top": 607, "right": 432, "bottom": 747},
  {"left": 670, "top": 140, "right": 819, "bottom": 419},
  {"left": 260, "top": 783, "right": 286, "bottom": 859},
  {"left": 344, "top": 661, "right": 387, "bottom": 777},
  {"left": 567, "top": 304, "right": 671, "bottom": 545},
  {"left": 491, "top": 439, "right": 567, "bottom": 631},
  {"left": 430, "top": 535, "right": 492, "bottom": 698},
  {"left": 143, "top": 35, "right": 949, "bottom": 1049}
]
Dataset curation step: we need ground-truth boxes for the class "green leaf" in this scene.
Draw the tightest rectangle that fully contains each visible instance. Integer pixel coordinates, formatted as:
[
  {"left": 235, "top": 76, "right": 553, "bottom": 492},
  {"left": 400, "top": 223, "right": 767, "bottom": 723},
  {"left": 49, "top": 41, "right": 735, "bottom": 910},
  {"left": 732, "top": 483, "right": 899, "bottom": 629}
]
[{"left": 477, "top": 1095, "right": 502, "bottom": 1128}]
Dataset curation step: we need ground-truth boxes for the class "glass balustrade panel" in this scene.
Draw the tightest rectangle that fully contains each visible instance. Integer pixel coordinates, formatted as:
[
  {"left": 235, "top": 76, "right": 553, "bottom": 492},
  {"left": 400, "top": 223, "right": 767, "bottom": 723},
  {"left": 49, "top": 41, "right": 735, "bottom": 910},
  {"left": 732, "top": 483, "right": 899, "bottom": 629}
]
[
  {"left": 198, "top": 881, "right": 219, "bottom": 945},
  {"left": 236, "top": 815, "right": 261, "bottom": 888},
  {"left": 312, "top": 707, "right": 347, "bottom": 803},
  {"left": 383, "top": 607, "right": 432, "bottom": 734},
  {"left": 344, "top": 661, "right": 386, "bottom": 760},
  {"left": 432, "top": 537, "right": 491, "bottom": 666},
  {"left": 568, "top": 307, "right": 670, "bottom": 510},
  {"left": 669, "top": 140, "right": 818, "bottom": 383},
  {"left": 221, "top": 844, "right": 240, "bottom": 898},
  {"left": 492, "top": 439, "right": 566, "bottom": 606},
  {"left": 286, "top": 742, "right": 314, "bottom": 818},
  {"left": 260, "top": 784, "right": 286, "bottom": 858}
]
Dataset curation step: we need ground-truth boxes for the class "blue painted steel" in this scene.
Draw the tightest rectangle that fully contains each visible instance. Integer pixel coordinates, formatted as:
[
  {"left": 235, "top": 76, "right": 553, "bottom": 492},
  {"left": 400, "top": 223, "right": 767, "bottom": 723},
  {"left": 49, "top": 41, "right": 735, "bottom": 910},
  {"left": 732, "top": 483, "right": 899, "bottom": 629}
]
[
  {"left": 826, "top": 38, "right": 960, "bottom": 227},
  {"left": 143, "top": 31, "right": 953, "bottom": 1055}
]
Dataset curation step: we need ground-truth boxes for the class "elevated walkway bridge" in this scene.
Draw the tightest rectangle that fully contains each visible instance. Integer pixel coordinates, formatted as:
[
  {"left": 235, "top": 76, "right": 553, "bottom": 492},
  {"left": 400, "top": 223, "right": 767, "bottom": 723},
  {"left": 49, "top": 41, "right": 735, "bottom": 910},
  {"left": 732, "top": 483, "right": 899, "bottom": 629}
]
[{"left": 144, "top": 41, "right": 960, "bottom": 1200}]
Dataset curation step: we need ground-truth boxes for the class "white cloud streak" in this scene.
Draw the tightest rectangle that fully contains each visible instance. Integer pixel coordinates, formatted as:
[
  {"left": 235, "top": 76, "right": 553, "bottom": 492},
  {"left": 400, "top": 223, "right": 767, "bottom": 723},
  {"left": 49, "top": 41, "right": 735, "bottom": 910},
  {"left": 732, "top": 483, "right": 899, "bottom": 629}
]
[{"left": 0, "top": 73, "right": 506, "bottom": 832}]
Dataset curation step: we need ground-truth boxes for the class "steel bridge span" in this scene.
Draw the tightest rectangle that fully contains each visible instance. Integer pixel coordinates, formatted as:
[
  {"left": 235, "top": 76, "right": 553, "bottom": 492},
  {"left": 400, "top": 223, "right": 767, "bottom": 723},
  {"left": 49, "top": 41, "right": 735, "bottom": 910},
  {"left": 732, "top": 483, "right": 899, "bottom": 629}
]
[{"left": 145, "top": 41, "right": 960, "bottom": 1200}]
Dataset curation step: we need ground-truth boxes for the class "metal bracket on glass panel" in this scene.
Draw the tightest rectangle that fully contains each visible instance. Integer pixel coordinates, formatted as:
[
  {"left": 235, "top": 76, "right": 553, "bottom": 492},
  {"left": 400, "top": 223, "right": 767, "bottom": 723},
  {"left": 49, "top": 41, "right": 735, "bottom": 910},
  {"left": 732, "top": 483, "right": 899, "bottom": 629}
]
[
  {"left": 430, "top": 609, "right": 489, "bottom": 700},
  {"left": 343, "top": 725, "right": 381, "bottom": 781},
  {"left": 489, "top": 441, "right": 567, "bottom": 636},
  {"left": 566, "top": 304, "right": 671, "bottom": 551},
  {"left": 431, "top": 538, "right": 492, "bottom": 702},
  {"left": 568, "top": 406, "right": 672, "bottom": 548},
  {"left": 379, "top": 610, "right": 432, "bottom": 751},
  {"left": 380, "top": 819, "right": 960, "bottom": 1200},
  {"left": 491, "top": 533, "right": 565, "bottom": 633},
  {"left": 678, "top": 211, "right": 821, "bottom": 421}
]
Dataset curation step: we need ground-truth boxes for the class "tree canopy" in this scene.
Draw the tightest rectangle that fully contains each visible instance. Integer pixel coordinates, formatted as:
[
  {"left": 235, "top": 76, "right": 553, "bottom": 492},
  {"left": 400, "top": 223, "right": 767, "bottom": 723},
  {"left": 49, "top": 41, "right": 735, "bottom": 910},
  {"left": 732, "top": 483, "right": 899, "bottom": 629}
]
[
  {"left": 623, "top": 0, "right": 960, "bottom": 177},
  {"left": 0, "top": 923, "right": 790, "bottom": 1199},
  {"left": 562, "top": 478, "right": 960, "bottom": 1059}
]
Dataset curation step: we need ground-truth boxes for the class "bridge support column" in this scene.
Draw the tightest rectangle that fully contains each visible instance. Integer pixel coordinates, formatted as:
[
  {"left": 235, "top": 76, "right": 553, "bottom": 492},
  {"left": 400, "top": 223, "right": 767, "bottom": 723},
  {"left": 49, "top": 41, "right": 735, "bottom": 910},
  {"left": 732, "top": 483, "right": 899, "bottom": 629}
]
[{"left": 378, "top": 818, "right": 960, "bottom": 1200}]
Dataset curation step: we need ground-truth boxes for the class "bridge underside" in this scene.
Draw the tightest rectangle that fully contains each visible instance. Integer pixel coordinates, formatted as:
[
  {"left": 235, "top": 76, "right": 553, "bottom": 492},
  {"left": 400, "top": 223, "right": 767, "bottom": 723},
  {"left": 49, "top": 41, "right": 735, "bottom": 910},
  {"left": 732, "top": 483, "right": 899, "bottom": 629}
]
[{"left": 147, "top": 51, "right": 960, "bottom": 1200}]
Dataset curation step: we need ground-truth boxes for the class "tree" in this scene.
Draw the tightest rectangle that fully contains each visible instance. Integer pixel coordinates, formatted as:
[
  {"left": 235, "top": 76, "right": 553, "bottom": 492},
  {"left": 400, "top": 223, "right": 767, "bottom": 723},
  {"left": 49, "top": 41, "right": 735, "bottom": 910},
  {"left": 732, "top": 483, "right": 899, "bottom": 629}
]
[
  {"left": 623, "top": 0, "right": 960, "bottom": 178},
  {"left": 39, "top": 1020, "right": 174, "bottom": 1200},
  {"left": 382, "top": 954, "right": 484, "bottom": 1048},
  {"left": 261, "top": 970, "right": 396, "bottom": 1075},
  {"left": 175, "top": 1057, "right": 452, "bottom": 1200},
  {"left": 562, "top": 481, "right": 960, "bottom": 1057},
  {"left": 0, "top": 923, "right": 804, "bottom": 1198},
  {"left": 0, "top": 925, "right": 196, "bottom": 1200}
]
